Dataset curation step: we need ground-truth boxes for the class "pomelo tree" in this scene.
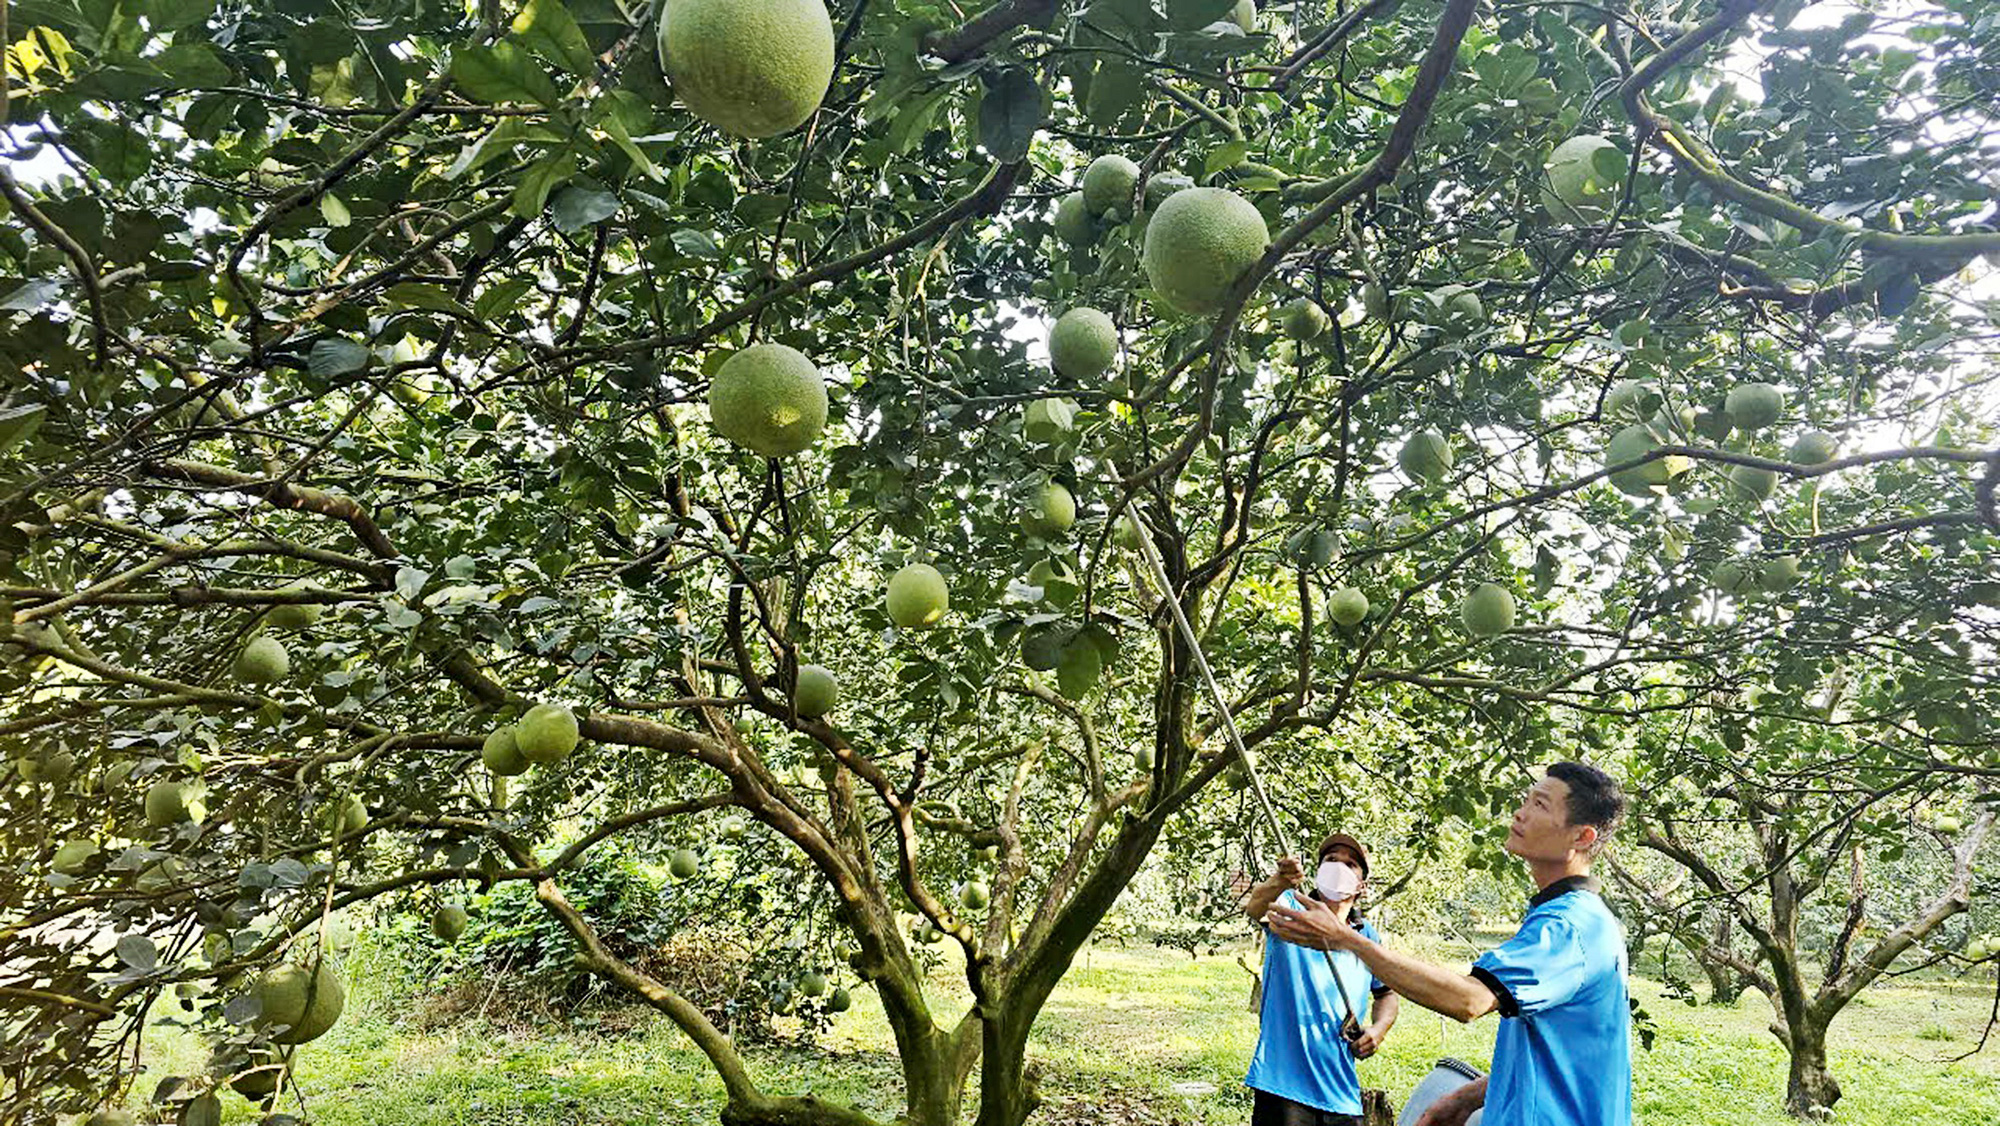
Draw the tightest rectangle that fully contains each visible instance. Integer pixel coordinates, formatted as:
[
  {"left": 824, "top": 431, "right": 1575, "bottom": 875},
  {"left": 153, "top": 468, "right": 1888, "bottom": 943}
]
[{"left": 3, "top": 1, "right": 1997, "bottom": 1124}]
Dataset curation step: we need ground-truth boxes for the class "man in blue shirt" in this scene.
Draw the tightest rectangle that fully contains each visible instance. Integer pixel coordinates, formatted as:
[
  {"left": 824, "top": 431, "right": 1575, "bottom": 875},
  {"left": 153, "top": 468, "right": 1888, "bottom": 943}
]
[
  {"left": 1269, "top": 763, "right": 1631, "bottom": 1126},
  {"left": 1242, "top": 832, "right": 1401, "bottom": 1126}
]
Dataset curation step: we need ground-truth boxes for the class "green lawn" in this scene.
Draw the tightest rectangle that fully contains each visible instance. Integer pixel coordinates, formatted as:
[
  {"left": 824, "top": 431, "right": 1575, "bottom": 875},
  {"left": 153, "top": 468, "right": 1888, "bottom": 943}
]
[{"left": 134, "top": 936, "right": 1998, "bottom": 1125}]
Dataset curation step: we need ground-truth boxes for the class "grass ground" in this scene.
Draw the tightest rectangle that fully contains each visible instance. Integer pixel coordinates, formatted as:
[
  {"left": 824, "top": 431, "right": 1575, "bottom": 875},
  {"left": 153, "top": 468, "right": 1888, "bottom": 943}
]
[{"left": 134, "top": 936, "right": 1998, "bottom": 1126}]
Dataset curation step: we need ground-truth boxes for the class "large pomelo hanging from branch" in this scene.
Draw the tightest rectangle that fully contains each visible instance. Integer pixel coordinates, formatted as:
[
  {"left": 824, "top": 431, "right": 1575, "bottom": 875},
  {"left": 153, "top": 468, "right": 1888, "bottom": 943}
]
[
  {"left": 887, "top": 563, "right": 950, "bottom": 629},
  {"left": 1141, "top": 187, "right": 1270, "bottom": 316},
  {"left": 708, "top": 343, "right": 828, "bottom": 458},
  {"left": 658, "top": 0, "right": 835, "bottom": 139}
]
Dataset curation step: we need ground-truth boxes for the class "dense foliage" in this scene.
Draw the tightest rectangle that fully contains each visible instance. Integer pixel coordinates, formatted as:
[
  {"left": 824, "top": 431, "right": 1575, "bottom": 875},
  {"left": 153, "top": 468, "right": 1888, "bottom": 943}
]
[{"left": 2, "top": 1, "right": 1996, "bottom": 1124}]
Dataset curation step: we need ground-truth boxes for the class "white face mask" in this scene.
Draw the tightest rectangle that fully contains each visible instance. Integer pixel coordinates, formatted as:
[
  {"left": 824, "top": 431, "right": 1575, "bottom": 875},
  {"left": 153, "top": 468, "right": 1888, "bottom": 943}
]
[{"left": 1316, "top": 860, "right": 1361, "bottom": 902}]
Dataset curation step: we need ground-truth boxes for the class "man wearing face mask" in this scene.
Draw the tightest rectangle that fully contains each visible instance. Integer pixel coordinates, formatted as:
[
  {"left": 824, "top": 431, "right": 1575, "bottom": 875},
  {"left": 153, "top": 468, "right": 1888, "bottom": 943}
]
[{"left": 1241, "top": 832, "right": 1400, "bottom": 1126}]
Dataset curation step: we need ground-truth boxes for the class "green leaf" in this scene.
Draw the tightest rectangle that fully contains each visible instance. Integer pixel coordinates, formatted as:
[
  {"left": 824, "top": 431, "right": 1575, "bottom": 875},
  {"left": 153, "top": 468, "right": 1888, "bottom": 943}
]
[
  {"left": 384, "top": 283, "right": 475, "bottom": 320},
  {"left": 1021, "top": 623, "right": 1071, "bottom": 672},
  {"left": 0, "top": 404, "right": 47, "bottom": 456},
  {"left": 1204, "top": 139, "right": 1249, "bottom": 179},
  {"left": 885, "top": 86, "right": 951, "bottom": 156},
  {"left": 598, "top": 113, "right": 667, "bottom": 183},
  {"left": 445, "top": 118, "right": 533, "bottom": 180},
  {"left": 1167, "top": 0, "right": 1239, "bottom": 31},
  {"left": 1086, "top": 60, "right": 1146, "bottom": 127},
  {"left": 152, "top": 42, "right": 232, "bottom": 87},
  {"left": 511, "top": 0, "right": 598, "bottom": 77},
  {"left": 1876, "top": 271, "right": 1922, "bottom": 319},
  {"left": 451, "top": 41, "right": 561, "bottom": 108},
  {"left": 0, "top": 278, "right": 61, "bottom": 311},
  {"left": 550, "top": 186, "right": 619, "bottom": 233},
  {"left": 319, "top": 193, "right": 351, "bottom": 228},
  {"left": 116, "top": 934, "right": 158, "bottom": 970},
  {"left": 670, "top": 228, "right": 722, "bottom": 260},
  {"left": 148, "top": 0, "right": 219, "bottom": 30},
  {"left": 1590, "top": 144, "right": 1627, "bottom": 182},
  {"left": 512, "top": 150, "right": 578, "bottom": 219},
  {"left": 75, "top": 119, "right": 152, "bottom": 186},
  {"left": 474, "top": 278, "right": 536, "bottom": 321},
  {"left": 977, "top": 67, "right": 1044, "bottom": 164},
  {"left": 308, "top": 337, "right": 371, "bottom": 378}
]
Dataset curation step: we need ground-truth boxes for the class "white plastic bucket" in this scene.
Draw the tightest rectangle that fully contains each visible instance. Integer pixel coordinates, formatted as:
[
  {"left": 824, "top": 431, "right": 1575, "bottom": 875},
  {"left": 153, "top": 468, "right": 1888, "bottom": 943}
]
[{"left": 1398, "top": 1058, "right": 1485, "bottom": 1126}]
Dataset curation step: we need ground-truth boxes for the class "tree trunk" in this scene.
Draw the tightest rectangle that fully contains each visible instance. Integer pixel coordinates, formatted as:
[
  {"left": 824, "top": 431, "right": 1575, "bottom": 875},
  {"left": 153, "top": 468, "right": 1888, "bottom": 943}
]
[
  {"left": 970, "top": 1008, "right": 1038, "bottom": 1126},
  {"left": 1782, "top": 1017, "right": 1840, "bottom": 1117}
]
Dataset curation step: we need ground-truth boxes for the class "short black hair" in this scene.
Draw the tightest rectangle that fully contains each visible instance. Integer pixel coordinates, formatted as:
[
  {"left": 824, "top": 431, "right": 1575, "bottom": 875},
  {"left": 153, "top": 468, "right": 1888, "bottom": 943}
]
[{"left": 1546, "top": 761, "right": 1625, "bottom": 847}]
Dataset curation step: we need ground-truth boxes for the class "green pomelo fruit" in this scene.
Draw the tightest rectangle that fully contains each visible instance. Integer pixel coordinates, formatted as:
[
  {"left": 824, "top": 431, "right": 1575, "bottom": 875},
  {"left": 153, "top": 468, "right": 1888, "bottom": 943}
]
[
  {"left": 799, "top": 970, "right": 828, "bottom": 997},
  {"left": 1693, "top": 409, "right": 1733, "bottom": 443},
  {"left": 1080, "top": 154, "right": 1140, "bottom": 216},
  {"left": 1757, "top": 555, "right": 1801, "bottom": 592},
  {"left": 1424, "top": 284, "right": 1484, "bottom": 333},
  {"left": 225, "top": 1050, "right": 286, "bottom": 1100},
  {"left": 1280, "top": 298, "right": 1330, "bottom": 342},
  {"left": 1113, "top": 513, "right": 1145, "bottom": 550},
  {"left": 1327, "top": 587, "right": 1369, "bottom": 627},
  {"left": 257, "top": 958, "right": 346, "bottom": 1044},
  {"left": 1603, "top": 379, "right": 1660, "bottom": 419},
  {"left": 22, "top": 749, "right": 75, "bottom": 785},
  {"left": 1027, "top": 557, "right": 1079, "bottom": 607},
  {"left": 1729, "top": 464, "right": 1779, "bottom": 502},
  {"left": 431, "top": 904, "right": 469, "bottom": 942},
  {"left": 145, "top": 780, "right": 190, "bottom": 827},
  {"left": 1462, "top": 583, "right": 1516, "bottom": 637},
  {"left": 1541, "top": 135, "right": 1623, "bottom": 224},
  {"left": 1048, "top": 308, "right": 1118, "bottom": 380},
  {"left": 516, "top": 702, "right": 580, "bottom": 764},
  {"left": 887, "top": 563, "right": 950, "bottom": 629},
  {"left": 793, "top": 663, "right": 838, "bottom": 718},
  {"left": 669, "top": 848, "right": 700, "bottom": 880},
  {"left": 960, "top": 880, "right": 990, "bottom": 909},
  {"left": 482, "top": 726, "right": 528, "bottom": 776},
  {"left": 658, "top": 0, "right": 834, "bottom": 139},
  {"left": 235, "top": 635, "right": 290, "bottom": 685},
  {"left": 720, "top": 815, "right": 748, "bottom": 840},
  {"left": 133, "top": 857, "right": 183, "bottom": 895},
  {"left": 1022, "top": 480, "right": 1077, "bottom": 539},
  {"left": 1605, "top": 424, "right": 1668, "bottom": 496},
  {"left": 265, "top": 591, "right": 323, "bottom": 631},
  {"left": 324, "top": 794, "right": 368, "bottom": 837},
  {"left": 708, "top": 343, "right": 828, "bottom": 458},
  {"left": 1936, "top": 815, "right": 1962, "bottom": 834},
  {"left": 1143, "top": 172, "right": 1195, "bottom": 212},
  {"left": 1788, "top": 430, "right": 1839, "bottom": 465},
  {"left": 1132, "top": 743, "right": 1155, "bottom": 772},
  {"left": 1232, "top": 0, "right": 1257, "bottom": 31},
  {"left": 1053, "top": 192, "right": 1095, "bottom": 246},
  {"left": 1056, "top": 637, "right": 1102, "bottom": 698},
  {"left": 52, "top": 838, "right": 98, "bottom": 875},
  {"left": 1141, "top": 187, "right": 1271, "bottom": 316},
  {"left": 1361, "top": 282, "right": 1390, "bottom": 321},
  {"left": 1022, "top": 397, "right": 1076, "bottom": 444},
  {"left": 1724, "top": 382, "right": 1784, "bottom": 430},
  {"left": 827, "top": 987, "right": 853, "bottom": 1013},
  {"left": 1397, "top": 429, "right": 1454, "bottom": 484}
]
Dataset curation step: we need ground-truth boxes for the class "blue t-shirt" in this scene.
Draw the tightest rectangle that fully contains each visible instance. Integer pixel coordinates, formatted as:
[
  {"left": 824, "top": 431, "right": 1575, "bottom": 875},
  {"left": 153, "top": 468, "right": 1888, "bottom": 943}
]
[
  {"left": 1245, "top": 890, "right": 1388, "bottom": 1115},
  {"left": 1470, "top": 878, "right": 1632, "bottom": 1126}
]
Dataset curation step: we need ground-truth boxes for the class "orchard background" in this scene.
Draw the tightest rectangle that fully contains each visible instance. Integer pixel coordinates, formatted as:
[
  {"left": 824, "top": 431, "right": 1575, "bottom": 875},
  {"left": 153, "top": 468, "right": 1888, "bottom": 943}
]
[{"left": 1, "top": 1, "right": 1995, "bottom": 1125}]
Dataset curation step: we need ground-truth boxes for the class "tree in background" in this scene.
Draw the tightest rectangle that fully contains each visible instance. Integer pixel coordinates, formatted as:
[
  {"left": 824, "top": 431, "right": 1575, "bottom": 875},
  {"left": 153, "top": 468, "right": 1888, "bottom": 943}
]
[{"left": 2, "top": 1, "right": 1996, "bottom": 1124}]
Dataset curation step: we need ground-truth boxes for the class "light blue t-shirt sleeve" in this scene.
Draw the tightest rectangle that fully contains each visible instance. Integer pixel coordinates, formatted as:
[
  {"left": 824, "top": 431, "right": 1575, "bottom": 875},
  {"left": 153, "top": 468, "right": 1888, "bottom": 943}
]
[{"left": 1473, "top": 912, "right": 1587, "bottom": 1016}]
